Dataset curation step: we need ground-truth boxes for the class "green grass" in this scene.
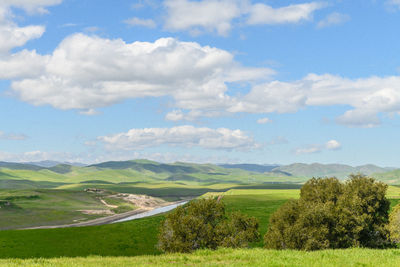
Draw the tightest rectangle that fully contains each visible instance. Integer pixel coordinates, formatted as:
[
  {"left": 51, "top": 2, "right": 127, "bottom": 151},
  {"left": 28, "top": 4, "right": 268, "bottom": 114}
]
[
  {"left": 0, "top": 188, "right": 297, "bottom": 258},
  {"left": 0, "top": 216, "right": 164, "bottom": 259},
  {"left": 0, "top": 248, "right": 400, "bottom": 266},
  {"left": 0, "top": 189, "right": 136, "bottom": 229},
  {"left": 0, "top": 188, "right": 399, "bottom": 259}
]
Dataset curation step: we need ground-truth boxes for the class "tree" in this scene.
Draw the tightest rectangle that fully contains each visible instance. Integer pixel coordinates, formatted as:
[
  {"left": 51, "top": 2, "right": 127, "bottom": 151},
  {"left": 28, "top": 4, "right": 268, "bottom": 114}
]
[
  {"left": 264, "top": 174, "right": 392, "bottom": 250},
  {"left": 158, "top": 198, "right": 259, "bottom": 253}
]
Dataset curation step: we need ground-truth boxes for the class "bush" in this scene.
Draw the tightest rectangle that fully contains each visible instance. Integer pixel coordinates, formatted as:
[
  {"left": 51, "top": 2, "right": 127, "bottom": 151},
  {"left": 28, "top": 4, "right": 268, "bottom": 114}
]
[
  {"left": 158, "top": 198, "right": 259, "bottom": 253},
  {"left": 264, "top": 174, "right": 392, "bottom": 250},
  {"left": 388, "top": 204, "right": 400, "bottom": 243}
]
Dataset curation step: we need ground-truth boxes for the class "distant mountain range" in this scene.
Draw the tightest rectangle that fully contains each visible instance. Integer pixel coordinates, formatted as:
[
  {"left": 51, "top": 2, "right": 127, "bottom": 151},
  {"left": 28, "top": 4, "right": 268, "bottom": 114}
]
[
  {"left": 219, "top": 162, "right": 394, "bottom": 179},
  {"left": 22, "top": 161, "right": 87, "bottom": 168},
  {"left": 0, "top": 160, "right": 398, "bottom": 187}
]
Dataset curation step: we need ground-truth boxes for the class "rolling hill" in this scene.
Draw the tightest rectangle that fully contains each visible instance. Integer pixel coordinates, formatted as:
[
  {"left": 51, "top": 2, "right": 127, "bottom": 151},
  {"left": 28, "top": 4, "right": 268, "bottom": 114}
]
[{"left": 0, "top": 160, "right": 397, "bottom": 191}]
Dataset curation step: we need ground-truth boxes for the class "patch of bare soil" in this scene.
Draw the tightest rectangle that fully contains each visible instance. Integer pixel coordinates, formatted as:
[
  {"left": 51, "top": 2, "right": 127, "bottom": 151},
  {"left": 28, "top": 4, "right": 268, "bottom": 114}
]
[
  {"left": 111, "top": 193, "right": 166, "bottom": 209},
  {"left": 78, "top": 209, "right": 114, "bottom": 215},
  {"left": 99, "top": 199, "right": 118, "bottom": 208}
]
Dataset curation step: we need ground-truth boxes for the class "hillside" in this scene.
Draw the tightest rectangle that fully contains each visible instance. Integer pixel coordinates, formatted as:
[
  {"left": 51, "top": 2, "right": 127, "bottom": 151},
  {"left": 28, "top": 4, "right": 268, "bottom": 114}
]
[
  {"left": 272, "top": 163, "right": 392, "bottom": 179},
  {"left": 0, "top": 160, "right": 398, "bottom": 190},
  {"left": 372, "top": 169, "right": 400, "bottom": 184}
]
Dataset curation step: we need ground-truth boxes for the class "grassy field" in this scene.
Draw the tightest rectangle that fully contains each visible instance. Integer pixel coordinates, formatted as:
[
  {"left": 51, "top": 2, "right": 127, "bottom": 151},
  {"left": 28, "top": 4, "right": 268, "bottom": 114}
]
[
  {"left": 1, "top": 187, "right": 399, "bottom": 259},
  {"left": 0, "top": 189, "right": 136, "bottom": 229},
  {"left": 0, "top": 188, "right": 298, "bottom": 258},
  {"left": 1, "top": 248, "right": 400, "bottom": 266}
]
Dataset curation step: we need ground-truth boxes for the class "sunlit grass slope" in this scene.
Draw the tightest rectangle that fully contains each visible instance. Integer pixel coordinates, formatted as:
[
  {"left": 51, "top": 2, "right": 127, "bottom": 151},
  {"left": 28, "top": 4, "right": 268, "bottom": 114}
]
[{"left": 1, "top": 248, "right": 400, "bottom": 267}]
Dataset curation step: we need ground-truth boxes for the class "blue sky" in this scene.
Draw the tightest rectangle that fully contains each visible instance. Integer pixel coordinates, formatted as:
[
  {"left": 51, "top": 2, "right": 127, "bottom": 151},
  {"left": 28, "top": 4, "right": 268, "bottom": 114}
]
[{"left": 1, "top": 0, "right": 400, "bottom": 166}]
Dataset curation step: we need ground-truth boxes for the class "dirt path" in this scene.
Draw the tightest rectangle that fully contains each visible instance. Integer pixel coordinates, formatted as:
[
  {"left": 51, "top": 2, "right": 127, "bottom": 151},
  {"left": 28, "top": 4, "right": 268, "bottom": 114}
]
[{"left": 21, "top": 200, "right": 187, "bottom": 230}]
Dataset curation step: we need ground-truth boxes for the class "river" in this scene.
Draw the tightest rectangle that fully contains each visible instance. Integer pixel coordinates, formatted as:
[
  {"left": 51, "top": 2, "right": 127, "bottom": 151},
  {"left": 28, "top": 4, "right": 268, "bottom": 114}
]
[{"left": 113, "top": 201, "right": 188, "bottom": 223}]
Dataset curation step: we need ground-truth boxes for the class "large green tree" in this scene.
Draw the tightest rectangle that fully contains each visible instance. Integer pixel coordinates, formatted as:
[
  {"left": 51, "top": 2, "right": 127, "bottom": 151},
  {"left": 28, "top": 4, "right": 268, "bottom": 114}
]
[{"left": 264, "top": 174, "right": 392, "bottom": 250}]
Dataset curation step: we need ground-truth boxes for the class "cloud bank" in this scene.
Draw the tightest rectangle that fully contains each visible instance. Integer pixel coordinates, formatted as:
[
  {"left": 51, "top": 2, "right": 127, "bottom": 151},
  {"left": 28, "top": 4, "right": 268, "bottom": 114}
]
[{"left": 98, "top": 125, "right": 260, "bottom": 151}]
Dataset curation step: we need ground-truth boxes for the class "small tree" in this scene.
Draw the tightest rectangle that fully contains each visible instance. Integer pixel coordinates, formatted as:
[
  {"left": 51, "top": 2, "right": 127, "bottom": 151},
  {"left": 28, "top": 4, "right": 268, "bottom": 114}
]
[
  {"left": 158, "top": 198, "right": 259, "bottom": 253},
  {"left": 264, "top": 174, "right": 392, "bottom": 250}
]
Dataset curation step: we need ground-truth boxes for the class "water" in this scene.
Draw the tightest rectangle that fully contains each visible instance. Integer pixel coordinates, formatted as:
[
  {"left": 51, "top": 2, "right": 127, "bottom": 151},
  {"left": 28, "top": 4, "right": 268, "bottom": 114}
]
[{"left": 113, "top": 201, "right": 188, "bottom": 223}]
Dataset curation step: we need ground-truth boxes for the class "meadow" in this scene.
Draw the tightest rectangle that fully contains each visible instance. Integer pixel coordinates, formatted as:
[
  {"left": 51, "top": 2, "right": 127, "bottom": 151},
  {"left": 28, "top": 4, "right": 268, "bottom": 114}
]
[
  {"left": 0, "top": 189, "right": 137, "bottom": 229},
  {"left": 1, "top": 248, "right": 400, "bottom": 267},
  {"left": 1, "top": 187, "right": 400, "bottom": 260}
]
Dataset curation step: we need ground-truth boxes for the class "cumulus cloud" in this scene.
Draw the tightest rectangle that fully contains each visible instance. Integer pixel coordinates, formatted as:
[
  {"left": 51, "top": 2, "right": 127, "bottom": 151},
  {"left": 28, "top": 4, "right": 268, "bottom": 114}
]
[
  {"left": 0, "top": 50, "right": 48, "bottom": 79},
  {"left": 124, "top": 17, "right": 156, "bottom": 28},
  {"left": 164, "top": 0, "right": 244, "bottom": 36},
  {"left": 257, "top": 117, "right": 272, "bottom": 124},
  {"left": 0, "top": 0, "right": 60, "bottom": 76},
  {"left": 247, "top": 2, "right": 325, "bottom": 25},
  {"left": 325, "top": 139, "right": 341, "bottom": 150},
  {"left": 163, "top": 0, "right": 325, "bottom": 36},
  {"left": 98, "top": 125, "right": 260, "bottom": 151},
  {"left": 295, "top": 139, "right": 341, "bottom": 155},
  {"left": 317, "top": 12, "right": 350, "bottom": 28},
  {"left": 10, "top": 34, "right": 273, "bottom": 113},
  {"left": 6, "top": 32, "right": 400, "bottom": 128},
  {"left": 0, "top": 19, "right": 45, "bottom": 55},
  {"left": 230, "top": 74, "right": 400, "bottom": 128},
  {"left": 0, "top": 0, "right": 62, "bottom": 14},
  {"left": 4, "top": 32, "right": 400, "bottom": 128}
]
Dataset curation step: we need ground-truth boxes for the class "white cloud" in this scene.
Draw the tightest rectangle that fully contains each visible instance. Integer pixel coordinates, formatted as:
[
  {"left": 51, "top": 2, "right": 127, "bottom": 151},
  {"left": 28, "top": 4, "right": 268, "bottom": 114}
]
[
  {"left": 247, "top": 2, "right": 326, "bottom": 25},
  {"left": 317, "top": 12, "right": 350, "bottom": 28},
  {"left": 0, "top": 0, "right": 60, "bottom": 75},
  {"left": 4, "top": 31, "right": 400, "bottom": 128},
  {"left": 163, "top": 0, "right": 325, "bottom": 36},
  {"left": 0, "top": 49, "right": 48, "bottom": 79},
  {"left": 164, "top": 0, "right": 245, "bottom": 36},
  {"left": 0, "top": 131, "right": 27, "bottom": 140},
  {"left": 295, "top": 139, "right": 341, "bottom": 155},
  {"left": 0, "top": 21, "right": 45, "bottom": 55},
  {"left": 0, "top": 0, "right": 62, "bottom": 14},
  {"left": 257, "top": 117, "right": 272, "bottom": 124},
  {"left": 165, "top": 110, "right": 185, "bottom": 121},
  {"left": 335, "top": 109, "right": 381, "bottom": 128},
  {"left": 98, "top": 125, "right": 260, "bottom": 151},
  {"left": 124, "top": 17, "right": 156, "bottom": 28},
  {"left": 229, "top": 74, "right": 400, "bottom": 128},
  {"left": 325, "top": 139, "right": 341, "bottom": 150},
  {"left": 10, "top": 34, "right": 272, "bottom": 113}
]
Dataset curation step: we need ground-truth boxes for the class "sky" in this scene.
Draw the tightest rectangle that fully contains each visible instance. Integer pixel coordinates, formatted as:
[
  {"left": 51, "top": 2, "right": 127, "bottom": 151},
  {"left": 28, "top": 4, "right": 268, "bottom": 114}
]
[{"left": 1, "top": 0, "right": 400, "bottom": 166}]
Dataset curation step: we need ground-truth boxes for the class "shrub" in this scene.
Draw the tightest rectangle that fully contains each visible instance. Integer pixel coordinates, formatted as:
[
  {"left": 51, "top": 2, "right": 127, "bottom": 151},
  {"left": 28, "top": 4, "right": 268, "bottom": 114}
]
[
  {"left": 158, "top": 198, "right": 259, "bottom": 253},
  {"left": 388, "top": 204, "right": 400, "bottom": 243},
  {"left": 264, "top": 174, "right": 392, "bottom": 250}
]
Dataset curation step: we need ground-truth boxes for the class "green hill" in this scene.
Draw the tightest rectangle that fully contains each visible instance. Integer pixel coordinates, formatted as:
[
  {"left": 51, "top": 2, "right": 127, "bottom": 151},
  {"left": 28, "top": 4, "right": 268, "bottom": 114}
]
[
  {"left": 0, "top": 160, "right": 398, "bottom": 190},
  {"left": 372, "top": 169, "right": 400, "bottom": 184},
  {"left": 273, "top": 163, "right": 391, "bottom": 179}
]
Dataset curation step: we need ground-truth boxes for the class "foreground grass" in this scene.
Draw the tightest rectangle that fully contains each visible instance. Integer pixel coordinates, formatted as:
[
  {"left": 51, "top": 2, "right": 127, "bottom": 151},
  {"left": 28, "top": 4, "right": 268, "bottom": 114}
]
[
  {"left": 1, "top": 188, "right": 399, "bottom": 259},
  {"left": 1, "top": 248, "right": 400, "bottom": 266},
  {"left": 0, "top": 189, "right": 295, "bottom": 258}
]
